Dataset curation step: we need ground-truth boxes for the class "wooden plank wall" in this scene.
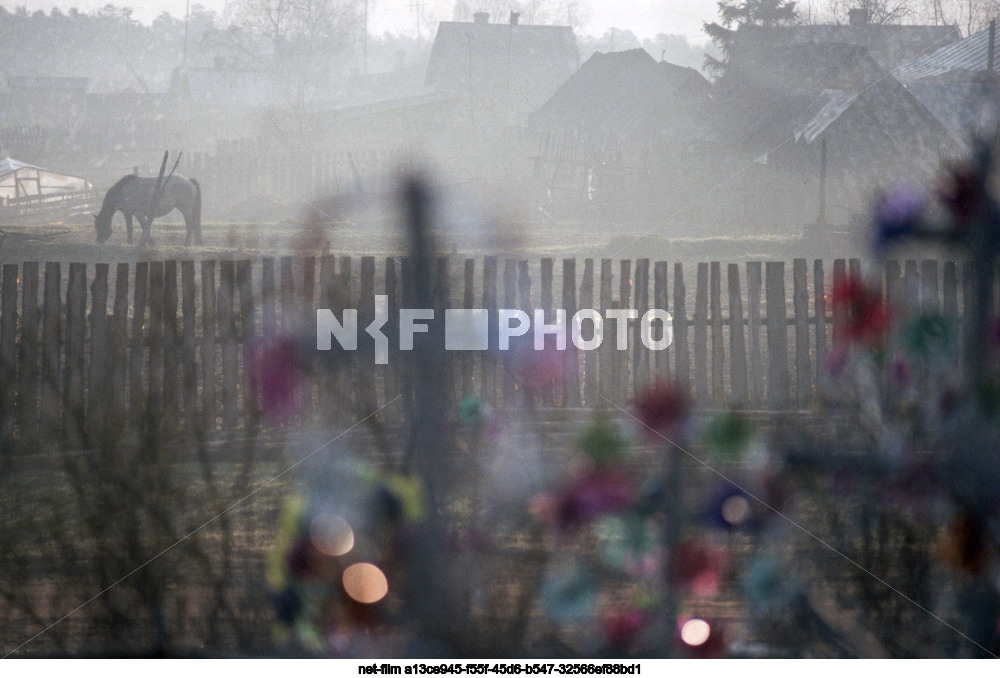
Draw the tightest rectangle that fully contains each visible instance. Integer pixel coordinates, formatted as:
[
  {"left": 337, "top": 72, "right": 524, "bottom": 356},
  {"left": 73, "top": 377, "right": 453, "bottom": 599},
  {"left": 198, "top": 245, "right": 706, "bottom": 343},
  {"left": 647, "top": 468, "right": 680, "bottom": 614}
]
[{"left": 0, "top": 256, "right": 964, "bottom": 448}]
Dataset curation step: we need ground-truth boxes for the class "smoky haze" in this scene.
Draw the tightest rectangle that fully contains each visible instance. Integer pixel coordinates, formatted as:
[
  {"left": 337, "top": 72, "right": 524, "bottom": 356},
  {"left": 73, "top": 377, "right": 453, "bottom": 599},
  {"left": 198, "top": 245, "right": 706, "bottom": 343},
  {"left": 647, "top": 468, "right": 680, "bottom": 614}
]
[{"left": 0, "top": 2, "right": 990, "bottom": 262}]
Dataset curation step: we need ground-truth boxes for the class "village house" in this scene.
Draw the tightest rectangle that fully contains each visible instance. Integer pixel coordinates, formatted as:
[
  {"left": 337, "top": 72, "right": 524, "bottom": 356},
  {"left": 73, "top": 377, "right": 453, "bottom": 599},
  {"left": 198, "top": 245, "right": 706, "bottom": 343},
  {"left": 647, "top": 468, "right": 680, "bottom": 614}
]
[
  {"left": 893, "top": 23, "right": 1000, "bottom": 143},
  {"left": 758, "top": 8, "right": 960, "bottom": 72},
  {"left": 527, "top": 48, "right": 711, "bottom": 217},
  {"left": 424, "top": 12, "right": 579, "bottom": 127},
  {"left": 695, "top": 42, "right": 960, "bottom": 232}
]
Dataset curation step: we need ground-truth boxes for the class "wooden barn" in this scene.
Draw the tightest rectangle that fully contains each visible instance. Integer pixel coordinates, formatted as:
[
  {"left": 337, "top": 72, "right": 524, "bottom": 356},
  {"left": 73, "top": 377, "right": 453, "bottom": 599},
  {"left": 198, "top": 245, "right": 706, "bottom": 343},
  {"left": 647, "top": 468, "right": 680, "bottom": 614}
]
[{"left": 527, "top": 48, "right": 711, "bottom": 217}]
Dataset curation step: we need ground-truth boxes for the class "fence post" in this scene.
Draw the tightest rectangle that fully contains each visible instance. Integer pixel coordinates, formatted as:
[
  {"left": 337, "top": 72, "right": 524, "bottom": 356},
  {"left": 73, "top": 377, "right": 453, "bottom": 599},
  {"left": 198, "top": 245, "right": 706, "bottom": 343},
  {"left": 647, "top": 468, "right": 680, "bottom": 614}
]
[
  {"left": 89, "top": 263, "right": 110, "bottom": 442},
  {"left": 129, "top": 262, "right": 149, "bottom": 423},
  {"left": 563, "top": 258, "right": 580, "bottom": 407},
  {"left": 921, "top": 259, "right": 939, "bottom": 312},
  {"left": 599, "top": 259, "right": 613, "bottom": 403},
  {"left": 813, "top": 260, "right": 827, "bottom": 388},
  {"left": 633, "top": 258, "right": 650, "bottom": 397},
  {"left": 710, "top": 262, "right": 724, "bottom": 404},
  {"left": 482, "top": 256, "right": 498, "bottom": 403},
  {"left": 65, "top": 263, "right": 87, "bottom": 447},
  {"left": 618, "top": 260, "right": 632, "bottom": 402},
  {"left": 237, "top": 260, "right": 255, "bottom": 428},
  {"left": 1, "top": 265, "right": 18, "bottom": 443},
  {"left": 727, "top": 263, "right": 748, "bottom": 404},
  {"left": 180, "top": 261, "right": 198, "bottom": 436},
  {"left": 261, "top": 258, "right": 276, "bottom": 333},
  {"left": 765, "top": 261, "right": 789, "bottom": 409},
  {"left": 745, "top": 262, "right": 763, "bottom": 407},
  {"left": 111, "top": 263, "right": 129, "bottom": 429},
  {"left": 200, "top": 261, "right": 217, "bottom": 432},
  {"left": 673, "top": 263, "right": 689, "bottom": 398},
  {"left": 654, "top": 261, "right": 669, "bottom": 382},
  {"left": 793, "top": 258, "right": 811, "bottom": 406},
  {"left": 694, "top": 263, "right": 709, "bottom": 403},
  {"left": 580, "top": 259, "right": 596, "bottom": 405},
  {"left": 163, "top": 260, "right": 180, "bottom": 435},
  {"left": 502, "top": 259, "right": 516, "bottom": 405},
  {"left": 18, "top": 262, "right": 39, "bottom": 438},
  {"left": 41, "top": 262, "right": 62, "bottom": 439},
  {"left": 218, "top": 260, "right": 237, "bottom": 432}
]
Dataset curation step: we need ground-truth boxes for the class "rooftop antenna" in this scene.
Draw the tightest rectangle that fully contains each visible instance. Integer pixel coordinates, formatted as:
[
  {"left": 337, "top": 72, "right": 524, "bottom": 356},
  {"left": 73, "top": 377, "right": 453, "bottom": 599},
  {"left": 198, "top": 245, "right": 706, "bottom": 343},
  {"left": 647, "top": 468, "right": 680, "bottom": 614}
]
[
  {"left": 182, "top": 0, "right": 190, "bottom": 67},
  {"left": 409, "top": 0, "right": 426, "bottom": 45}
]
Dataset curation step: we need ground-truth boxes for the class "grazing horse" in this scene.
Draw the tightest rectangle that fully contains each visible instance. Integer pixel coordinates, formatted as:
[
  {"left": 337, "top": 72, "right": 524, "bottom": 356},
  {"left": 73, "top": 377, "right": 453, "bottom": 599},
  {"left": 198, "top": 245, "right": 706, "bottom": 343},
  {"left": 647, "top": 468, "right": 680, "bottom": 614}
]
[{"left": 94, "top": 174, "right": 202, "bottom": 246}]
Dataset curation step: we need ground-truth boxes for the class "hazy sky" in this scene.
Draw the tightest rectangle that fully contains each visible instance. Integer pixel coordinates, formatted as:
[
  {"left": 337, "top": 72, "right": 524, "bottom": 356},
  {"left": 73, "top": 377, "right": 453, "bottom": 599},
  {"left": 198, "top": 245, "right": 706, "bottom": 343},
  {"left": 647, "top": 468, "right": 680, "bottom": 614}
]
[{"left": 12, "top": 0, "right": 720, "bottom": 44}]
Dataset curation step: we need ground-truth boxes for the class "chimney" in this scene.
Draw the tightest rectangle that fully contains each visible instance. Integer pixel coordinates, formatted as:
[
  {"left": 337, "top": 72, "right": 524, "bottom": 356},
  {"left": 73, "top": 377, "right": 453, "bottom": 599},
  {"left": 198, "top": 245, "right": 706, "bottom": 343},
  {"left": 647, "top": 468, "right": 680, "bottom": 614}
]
[
  {"left": 473, "top": 12, "right": 489, "bottom": 24},
  {"left": 848, "top": 8, "right": 869, "bottom": 26},
  {"left": 510, "top": 11, "right": 519, "bottom": 26}
]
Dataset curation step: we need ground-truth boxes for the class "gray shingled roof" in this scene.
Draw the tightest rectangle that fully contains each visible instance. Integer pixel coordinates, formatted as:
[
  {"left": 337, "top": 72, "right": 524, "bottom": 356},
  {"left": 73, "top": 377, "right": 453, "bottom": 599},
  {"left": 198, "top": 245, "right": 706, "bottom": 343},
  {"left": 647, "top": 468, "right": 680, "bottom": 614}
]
[
  {"left": 528, "top": 49, "right": 710, "bottom": 140},
  {"left": 893, "top": 26, "right": 999, "bottom": 82},
  {"left": 425, "top": 20, "right": 578, "bottom": 114},
  {"left": 772, "top": 23, "right": 960, "bottom": 71}
]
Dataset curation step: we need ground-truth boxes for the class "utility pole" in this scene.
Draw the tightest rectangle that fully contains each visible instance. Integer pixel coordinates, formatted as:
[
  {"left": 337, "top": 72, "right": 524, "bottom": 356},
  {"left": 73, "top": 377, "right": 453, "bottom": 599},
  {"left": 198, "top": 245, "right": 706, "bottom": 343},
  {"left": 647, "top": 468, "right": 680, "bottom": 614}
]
[{"left": 363, "top": 0, "right": 368, "bottom": 75}]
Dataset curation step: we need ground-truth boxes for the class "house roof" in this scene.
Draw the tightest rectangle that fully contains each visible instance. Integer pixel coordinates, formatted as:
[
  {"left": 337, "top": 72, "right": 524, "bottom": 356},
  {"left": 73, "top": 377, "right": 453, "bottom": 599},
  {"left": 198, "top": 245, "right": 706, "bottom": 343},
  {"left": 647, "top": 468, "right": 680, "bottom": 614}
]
[
  {"left": 904, "top": 81, "right": 1000, "bottom": 140},
  {"left": 770, "top": 23, "right": 960, "bottom": 71},
  {"left": 529, "top": 48, "right": 710, "bottom": 140},
  {"left": 707, "top": 42, "right": 957, "bottom": 170},
  {"left": 425, "top": 19, "right": 578, "bottom": 113},
  {"left": 893, "top": 26, "right": 1000, "bottom": 82},
  {"left": 168, "top": 66, "right": 288, "bottom": 108}
]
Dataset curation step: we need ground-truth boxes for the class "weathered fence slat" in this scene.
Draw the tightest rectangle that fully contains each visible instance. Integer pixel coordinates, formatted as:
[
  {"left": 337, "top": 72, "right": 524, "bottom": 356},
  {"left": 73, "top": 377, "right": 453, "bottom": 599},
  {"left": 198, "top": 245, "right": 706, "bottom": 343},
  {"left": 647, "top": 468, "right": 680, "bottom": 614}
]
[
  {"left": 709, "top": 262, "right": 724, "bottom": 405},
  {"left": 1, "top": 264, "right": 18, "bottom": 442},
  {"left": 633, "top": 259, "right": 650, "bottom": 397},
  {"left": 41, "top": 262, "right": 62, "bottom": 437},
  {"left": 727, "top": 264, "right": 748, "bottom": 404},
  {"left": 746, "top": 261, "right": 763, "bottom": 406},
  {"left": 563, "top": 258, "right": 580, "bottom": 406},
  {"left": 581, "top": 259, "right": 596, "bottom": 405},
  {"left": 814, "top": 259, "right": 827, "bottom": 388},
  {"left": 181, "top": 261, "right": 198, "bottom": 434},
  {"left": 765, "top": 262, "right": 789, "bottom": 409},
  {"left": 693, "top": 263, "right": 709, "bottom": 403},
  {"left": 162, "top": 260, "right": 180, "bottom": 434},
  {"left": 673, "top": 263, "right": 689, "bottom": 398},
  {"left": 792, "top": 258, "right": 811, "bottom": 406},
  {"left": 65, "top": 263, "right": 87, "bottom": 446},
  {"left": 88, "top": 263, "right": 110, "bottom": 442},
  {"left": 653, "top": 261, "right": 669, "bottom": 384},
  {"left": 18, "top": 262, "right": 40, "bottom": 437}
]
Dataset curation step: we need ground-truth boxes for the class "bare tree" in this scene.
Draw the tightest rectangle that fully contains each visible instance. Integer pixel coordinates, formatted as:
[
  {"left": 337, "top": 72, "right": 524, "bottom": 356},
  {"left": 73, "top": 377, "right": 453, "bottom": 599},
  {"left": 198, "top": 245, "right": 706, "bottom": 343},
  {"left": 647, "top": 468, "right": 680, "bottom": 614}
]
[{"left": 826, "top": 0, "right": 919, "bottom": 23}]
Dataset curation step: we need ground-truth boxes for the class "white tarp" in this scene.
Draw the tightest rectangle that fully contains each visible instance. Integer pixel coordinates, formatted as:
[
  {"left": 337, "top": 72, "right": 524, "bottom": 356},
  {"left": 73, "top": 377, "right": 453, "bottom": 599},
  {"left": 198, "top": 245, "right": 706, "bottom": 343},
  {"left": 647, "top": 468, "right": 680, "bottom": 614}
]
[{"left": 0, "top": 157, "right": 90, "bottom": 202}]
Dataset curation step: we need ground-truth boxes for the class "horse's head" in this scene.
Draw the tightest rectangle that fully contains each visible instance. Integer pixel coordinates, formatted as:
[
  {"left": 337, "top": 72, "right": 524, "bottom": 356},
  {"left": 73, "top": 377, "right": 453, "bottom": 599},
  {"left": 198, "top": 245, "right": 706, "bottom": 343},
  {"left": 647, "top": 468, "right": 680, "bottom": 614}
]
[{"left": 94, "top": 212, "right": 112, "bottom": 244}]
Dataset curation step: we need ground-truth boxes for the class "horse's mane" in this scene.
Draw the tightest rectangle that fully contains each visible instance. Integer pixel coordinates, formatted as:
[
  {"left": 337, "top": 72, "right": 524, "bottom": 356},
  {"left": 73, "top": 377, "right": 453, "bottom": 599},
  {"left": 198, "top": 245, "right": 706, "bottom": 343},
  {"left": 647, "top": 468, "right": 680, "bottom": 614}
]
[{"left": 97, "top": 174, "right": 138, "bottom": 218}]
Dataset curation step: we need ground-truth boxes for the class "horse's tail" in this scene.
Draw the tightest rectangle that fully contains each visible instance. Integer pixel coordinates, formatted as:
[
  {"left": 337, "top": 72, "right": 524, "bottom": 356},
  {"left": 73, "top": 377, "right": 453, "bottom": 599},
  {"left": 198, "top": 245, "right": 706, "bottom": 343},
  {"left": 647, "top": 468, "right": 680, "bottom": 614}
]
[{"left": 190, "top": 178, "right": 202, "bottom": 238}]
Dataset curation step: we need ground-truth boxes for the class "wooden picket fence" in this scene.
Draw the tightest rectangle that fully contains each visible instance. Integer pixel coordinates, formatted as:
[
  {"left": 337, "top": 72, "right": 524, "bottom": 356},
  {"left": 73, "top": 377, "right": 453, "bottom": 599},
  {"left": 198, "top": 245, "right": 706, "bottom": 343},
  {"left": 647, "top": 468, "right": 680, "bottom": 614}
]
[{"left": 0, "top": 255, "right": 972, "bottom": 448}]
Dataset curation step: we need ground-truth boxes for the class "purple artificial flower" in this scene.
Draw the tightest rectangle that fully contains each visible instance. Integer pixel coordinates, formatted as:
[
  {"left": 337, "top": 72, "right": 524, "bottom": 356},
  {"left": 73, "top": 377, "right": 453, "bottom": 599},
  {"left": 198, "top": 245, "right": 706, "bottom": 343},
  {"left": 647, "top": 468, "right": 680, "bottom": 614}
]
[{"left": 874, "top": 184, "right": 925, "bottom": 251}]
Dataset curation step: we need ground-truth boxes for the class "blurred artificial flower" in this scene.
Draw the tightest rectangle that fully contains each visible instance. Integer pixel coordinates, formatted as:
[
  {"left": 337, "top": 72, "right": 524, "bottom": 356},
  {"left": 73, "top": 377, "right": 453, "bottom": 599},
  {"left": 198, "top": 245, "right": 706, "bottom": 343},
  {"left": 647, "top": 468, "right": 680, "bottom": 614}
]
[
  {"left": 601, "top": 606, "right": 646, "bottom": 652},
  {"left": 938, "top": 162, "right": 984, "bottom": 225},
  {"left": 904, "top": 313, "right": 956, "bottom": 357},
  {"left": 633, "top": 380, "right": 689, "bottom": 440},
  {"left": 702, "top": 483, "right": 755, "bottom": 531},
  {"left": 743, "top": 556, "right": 798, "bottom": 615},
  {"left": 670, "top": 539, "right": 729, "bottom": 597},
  {"left": 936, "top": 511, "right": 990, "bottom": 575},
  {"left": 701, "top": 411, "right": 754, "bottom": 460},
  {"left": 578, "top": 417, "right": 631, "bottom": 464},
  {"left": 888, "top": 355, "right": 912, "bottom": 388},
  {"left": 831, "top": 274, "right": 891, "bottom": 346},
  {"left": 540, "top": 560, "right": 600, "bottom": 623},
  {"left": 458, "top": 395, "right": 488, "bottom": 426},
  {"left": 874, "top": 184, "right": 925, "bottom": 251},
  {"left": 248, "top": 335, "right": 308, "bottom": 423}
]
